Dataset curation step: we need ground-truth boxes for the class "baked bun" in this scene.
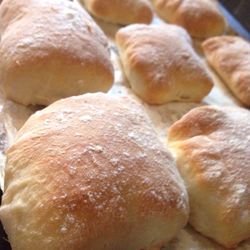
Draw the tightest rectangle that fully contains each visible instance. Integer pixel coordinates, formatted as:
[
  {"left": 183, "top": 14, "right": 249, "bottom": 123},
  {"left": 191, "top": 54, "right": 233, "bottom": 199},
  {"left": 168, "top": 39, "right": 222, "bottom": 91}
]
[
  {"left": 0, "top": 93, "right": 189, "bottom": 250},
  {"left": 116, "top": 24, "right": 213, "bottom": 104},
  {"left": 202, "top": 36, "right": 250, "bottom": 107},
  {"left": 152, "top": 0, "right": 226, "bottom": 38},
  {"left": 0, "top": 0, "right": 114, "bottom": 106},
  {"left": 80, "top": 0, "right": 153, "bottom": 25},
  {"left": 168, "top": 106, "right": 250, "bottom": 248}
]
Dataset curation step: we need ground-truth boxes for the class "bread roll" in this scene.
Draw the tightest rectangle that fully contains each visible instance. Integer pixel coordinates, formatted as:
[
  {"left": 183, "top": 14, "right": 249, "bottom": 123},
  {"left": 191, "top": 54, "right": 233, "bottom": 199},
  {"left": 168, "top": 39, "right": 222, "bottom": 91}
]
[
  {"left": 116, "top": 24, "right": 213, "bottom": 105},
  {"left": 202, "top": 36, "right": 250, "bottom": 107},
  {"left": 168, "top": 106, "right": 250, "bottom": 248},
  {"left": 80, "top": 0, "right": 153, "bottom": 25},
  {"left": 0, "top": 0, "right": 114, "bottom": 106},
  {"left": 152, "top": 0, "right": 226, "bottom": 38},
  {"left": 0, "top": 93, "right": 189, "bottom": 250}
]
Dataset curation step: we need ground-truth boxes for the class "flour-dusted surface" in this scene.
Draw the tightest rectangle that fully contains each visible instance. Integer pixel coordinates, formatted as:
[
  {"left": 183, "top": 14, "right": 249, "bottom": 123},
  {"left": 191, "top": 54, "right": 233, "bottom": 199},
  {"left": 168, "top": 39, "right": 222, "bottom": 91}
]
[
  {"left": 0, "top": 9, "right": 249, "bottom": 250},
  {"left": 0, "top": 93, "right": 189, "bottom": 250},
  {"left": 0, "top": 0, "right": 113, "bottom": 106},
  {"left": 168, "top": 106, "right": 250, "bottom": 247},
  {"left": 115, "top": 23, "right": 214, "bottom": 104},
  {"left": 80, "top": 0, "right": 153, "bottom": 25},
  {"left": 203, "top": 36, "right": 250, "bottom": 107}
]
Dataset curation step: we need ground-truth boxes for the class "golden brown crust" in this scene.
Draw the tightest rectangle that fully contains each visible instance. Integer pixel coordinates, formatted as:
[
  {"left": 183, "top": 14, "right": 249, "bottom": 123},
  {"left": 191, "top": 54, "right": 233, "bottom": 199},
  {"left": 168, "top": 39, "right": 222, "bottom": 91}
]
[
  {"left": 168, "top": 106, "right": 250, "bottom": 248},
  {"left": 116, "top": 24, "right": 213, "bottom": 104},
  {"left": 202, "top": 36, "right": 250, "bottom": 107},
  {"left": 81, "top": 0, "right": 153, "bottom": 25},
  {"left": 0, "top": 93, "right": 189, "bottom": 250},
  {"left": 152, "top": 0, "right": 226, "bottom": 38},
  {"left": 0, "top": 0, "right": 114, "bottom": 106}
]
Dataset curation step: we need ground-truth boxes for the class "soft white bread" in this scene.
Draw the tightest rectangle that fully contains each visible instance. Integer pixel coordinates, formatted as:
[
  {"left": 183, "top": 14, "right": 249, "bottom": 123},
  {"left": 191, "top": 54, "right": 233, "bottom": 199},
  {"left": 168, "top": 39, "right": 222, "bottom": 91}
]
[
  {"left": 202, "top": 36, "right": 250, "bottom": 107},
  {"left": 116, "top": 24, "right": 213, "bottom": 105},
  {"left": 152, "top": 0, "right": 226, "bottom": 38},
  {"left": 0, "top": 93, "right": 189, "bottom": 250},
  {"left": 80, "top": 0, "right": 153, "bottom": 25},
  {"left": 0, "top": 0, "right": 114, "bottom": 106},
  {"left": 168, "top": 106, "right": 250, "bottom": 248}
]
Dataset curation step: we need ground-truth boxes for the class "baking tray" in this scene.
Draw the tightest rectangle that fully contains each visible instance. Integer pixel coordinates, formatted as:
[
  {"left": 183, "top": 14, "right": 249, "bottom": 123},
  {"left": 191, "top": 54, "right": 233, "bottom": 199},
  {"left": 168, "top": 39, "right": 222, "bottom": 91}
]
[
  {"left": 0, "top": 1, "right": 249, "bottom": 249},
  {"left": 219, "top": 0, "right": 250, "bottom": 40}
]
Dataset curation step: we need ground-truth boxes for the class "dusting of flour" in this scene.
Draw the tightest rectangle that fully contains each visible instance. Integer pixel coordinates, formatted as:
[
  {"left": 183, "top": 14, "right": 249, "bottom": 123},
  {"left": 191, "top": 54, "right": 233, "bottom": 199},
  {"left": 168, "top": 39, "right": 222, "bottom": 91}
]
[{"left": 0, "top": 13, "right": 248, "bottom": 250}]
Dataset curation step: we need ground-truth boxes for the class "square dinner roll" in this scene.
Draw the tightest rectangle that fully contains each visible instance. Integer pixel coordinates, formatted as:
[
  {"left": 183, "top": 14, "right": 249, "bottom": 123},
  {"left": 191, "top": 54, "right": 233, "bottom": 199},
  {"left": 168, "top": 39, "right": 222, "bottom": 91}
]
[
  {"left": 151, "top": 0, "right": 226, "bottom": 38},
  {"left": 0, "top": 93, "right": 189, "bottom": 250},
  {"left": 203, "top": 36, "right": 250, "bottom": 107},
  {"left": 80, "top": 0, "right": 153, "bottom": 25},
  {"left": 168, "top": 106, "right": 250, "bottom": 248},
  {"left": 116, "top": 24, "right": 213, "bottom": 105},
  {"left": 0, "top": 0, "right": 114, "bottom": 106}
]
